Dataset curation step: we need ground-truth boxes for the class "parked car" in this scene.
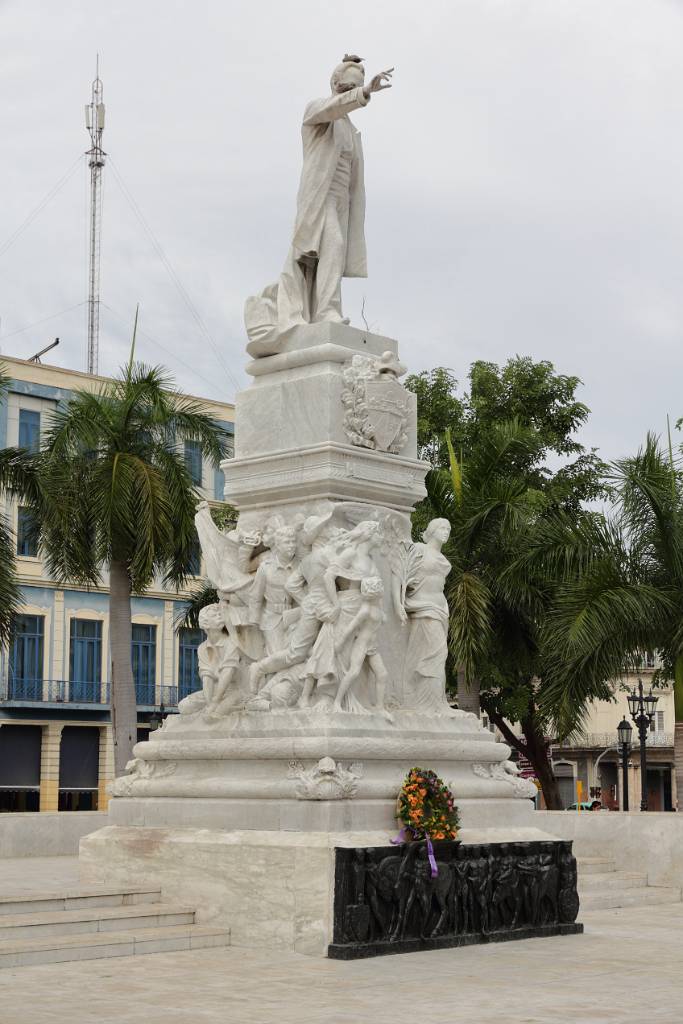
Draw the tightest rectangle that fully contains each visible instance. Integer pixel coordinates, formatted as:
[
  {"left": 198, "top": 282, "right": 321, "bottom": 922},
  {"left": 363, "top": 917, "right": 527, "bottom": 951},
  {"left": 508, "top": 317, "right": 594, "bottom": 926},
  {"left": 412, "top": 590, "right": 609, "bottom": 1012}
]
[{"left": 566, "top": 801, "right": 595, "bottom": 811}]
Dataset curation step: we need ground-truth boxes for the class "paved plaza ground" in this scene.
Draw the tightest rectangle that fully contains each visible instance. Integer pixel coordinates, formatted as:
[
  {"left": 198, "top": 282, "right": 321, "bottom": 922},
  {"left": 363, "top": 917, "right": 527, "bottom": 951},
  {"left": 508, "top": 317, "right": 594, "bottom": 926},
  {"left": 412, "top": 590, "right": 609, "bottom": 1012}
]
[{"left": 1, "top": 857, "right": 681, "bottom": 1024}]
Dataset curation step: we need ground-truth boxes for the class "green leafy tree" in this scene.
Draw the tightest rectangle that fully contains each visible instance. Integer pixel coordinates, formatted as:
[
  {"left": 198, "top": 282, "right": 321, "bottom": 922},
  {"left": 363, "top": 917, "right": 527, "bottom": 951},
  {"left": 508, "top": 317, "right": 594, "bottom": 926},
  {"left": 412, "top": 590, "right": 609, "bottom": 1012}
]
[
  {"left": 540, "top": 434, "right": 683, "bottom": 806},
  {"left": 407, "top": 358, "right": 608, "bottom": 807},
  {"left": 407, "top": 357, "right": 605, "bottom": 503},
  {"left": 34, "top": 363, "right": 230, "bottom": 774},
  {"left": 404, "top": 367, "right": 463, "bottom": 467}
]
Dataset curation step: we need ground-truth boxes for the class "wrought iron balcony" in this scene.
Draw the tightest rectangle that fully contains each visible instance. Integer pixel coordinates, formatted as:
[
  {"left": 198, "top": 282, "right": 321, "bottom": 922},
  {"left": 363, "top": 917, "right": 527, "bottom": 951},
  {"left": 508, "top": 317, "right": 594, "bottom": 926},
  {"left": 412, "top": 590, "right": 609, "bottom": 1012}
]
[
  {"left": 0, "top": 677, "right": 200, "bottom": 708},
  {"left": 556, "top": 730, "right": 674, "bottom": 750},
  {"left": 0, "top": 678, "right": 110, "bottom": 705}
]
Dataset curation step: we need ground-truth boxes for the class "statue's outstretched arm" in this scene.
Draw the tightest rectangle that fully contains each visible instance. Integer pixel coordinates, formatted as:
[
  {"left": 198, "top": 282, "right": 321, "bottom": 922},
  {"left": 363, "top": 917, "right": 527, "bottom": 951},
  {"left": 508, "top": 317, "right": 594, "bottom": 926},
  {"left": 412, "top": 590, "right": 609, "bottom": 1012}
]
[{"left": 303, "top": 87, "right": 370, "bottom": 126}]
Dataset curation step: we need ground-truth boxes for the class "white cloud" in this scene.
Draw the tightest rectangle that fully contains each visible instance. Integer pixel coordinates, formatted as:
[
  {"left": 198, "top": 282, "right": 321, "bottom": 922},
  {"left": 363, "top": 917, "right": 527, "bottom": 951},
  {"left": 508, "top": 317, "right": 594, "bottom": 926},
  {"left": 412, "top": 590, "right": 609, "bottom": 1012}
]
[{"left": 1, "top": 0, "right": 682, "bottom": 458}]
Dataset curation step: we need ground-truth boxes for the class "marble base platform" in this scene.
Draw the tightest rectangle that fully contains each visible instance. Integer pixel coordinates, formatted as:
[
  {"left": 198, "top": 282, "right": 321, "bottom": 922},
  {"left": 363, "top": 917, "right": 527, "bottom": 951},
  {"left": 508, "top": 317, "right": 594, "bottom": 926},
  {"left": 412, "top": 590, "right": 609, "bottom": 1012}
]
[
  {"left": 79, "top": 826, "right": 561, "bottom": 958},
  {"left": 106, "top": 796, "right": 536, "bottom": 831},
  {"left": 106, "top": 708, "right": 538, "bottom": 832}
]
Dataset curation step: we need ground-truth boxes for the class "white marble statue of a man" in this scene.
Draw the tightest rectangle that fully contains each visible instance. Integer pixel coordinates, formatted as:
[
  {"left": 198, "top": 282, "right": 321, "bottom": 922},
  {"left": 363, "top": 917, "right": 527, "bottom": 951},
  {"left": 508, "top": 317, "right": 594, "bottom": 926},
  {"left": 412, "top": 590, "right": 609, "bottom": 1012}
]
[{"left": 245, "top": 56, "right": 393, "bottom": 357}]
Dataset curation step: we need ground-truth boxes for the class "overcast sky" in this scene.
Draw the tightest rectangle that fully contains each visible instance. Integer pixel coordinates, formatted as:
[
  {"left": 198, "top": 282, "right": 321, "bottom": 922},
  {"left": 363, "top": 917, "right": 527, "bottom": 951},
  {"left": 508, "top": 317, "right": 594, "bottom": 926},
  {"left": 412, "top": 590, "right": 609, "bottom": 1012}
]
[{"left": 2, "top": 0, "right": 683, "bottom": 461}]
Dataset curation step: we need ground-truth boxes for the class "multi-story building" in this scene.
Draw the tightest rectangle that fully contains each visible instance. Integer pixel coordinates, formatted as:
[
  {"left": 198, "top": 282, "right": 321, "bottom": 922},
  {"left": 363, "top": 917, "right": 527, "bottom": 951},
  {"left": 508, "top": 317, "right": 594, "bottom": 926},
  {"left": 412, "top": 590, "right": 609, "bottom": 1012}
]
[
  {"left": 551, "top": 660, "right": 675, "bottom": 811},
  {"left": 480, "top": 658, "right": 676, "bottom": 811},
  {"left": 0, "top": 355, "right": 234, "bottom": 814}
]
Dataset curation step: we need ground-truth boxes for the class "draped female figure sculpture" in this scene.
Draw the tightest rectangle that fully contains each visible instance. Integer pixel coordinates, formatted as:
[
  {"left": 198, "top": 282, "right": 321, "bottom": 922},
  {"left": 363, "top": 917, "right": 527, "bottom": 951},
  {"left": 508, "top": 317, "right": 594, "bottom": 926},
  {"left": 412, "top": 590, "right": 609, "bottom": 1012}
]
[
  {"left": 392, "top": 518, "right": 454, "bottom": 714},
  {"left": 245, "top": 56, "right": 393, "bottom": 356}
]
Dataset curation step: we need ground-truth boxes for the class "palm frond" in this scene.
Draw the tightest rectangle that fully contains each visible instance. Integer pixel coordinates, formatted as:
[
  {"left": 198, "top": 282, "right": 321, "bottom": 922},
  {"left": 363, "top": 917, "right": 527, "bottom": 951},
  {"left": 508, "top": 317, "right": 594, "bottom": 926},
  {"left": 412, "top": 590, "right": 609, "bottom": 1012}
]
[
  {"left": 175, "top": 580, "right": 217, "bottom": 630},
  {"left": 445, "top": 428, "right": 462, "bottom": 505},
  {"left": 446, "top": 571, "right": 493, "bottom": 684}
]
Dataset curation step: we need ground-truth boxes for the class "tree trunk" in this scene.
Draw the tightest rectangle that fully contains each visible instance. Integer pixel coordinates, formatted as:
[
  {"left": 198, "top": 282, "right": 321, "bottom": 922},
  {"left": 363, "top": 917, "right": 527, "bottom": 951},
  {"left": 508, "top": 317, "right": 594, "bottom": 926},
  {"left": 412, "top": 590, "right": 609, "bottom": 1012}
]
[
  {"left": 456, "top": 669, "right": 480, "bottom": 717},
  {"left": 522, "top": 718, "right": 563, "bottom": 810},
  {"left": 486, "top": 708, "right": 562, "bottom": 809},
  {"left": 109, "top": 559, "right": 138, "bottom": 777},
  {"left": 674, "top": 655, "right": 683, "bottom": 811}
]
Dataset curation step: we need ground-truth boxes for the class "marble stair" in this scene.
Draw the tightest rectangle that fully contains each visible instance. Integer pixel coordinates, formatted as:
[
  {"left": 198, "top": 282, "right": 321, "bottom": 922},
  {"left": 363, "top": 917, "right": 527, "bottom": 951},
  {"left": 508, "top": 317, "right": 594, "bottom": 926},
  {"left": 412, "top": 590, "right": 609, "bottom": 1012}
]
[
  {"left": 577, "top": 856, "right": 682, "bottom": 911},
  {"left": 0, "top": 885, "right": 230, "bottom": 967}
]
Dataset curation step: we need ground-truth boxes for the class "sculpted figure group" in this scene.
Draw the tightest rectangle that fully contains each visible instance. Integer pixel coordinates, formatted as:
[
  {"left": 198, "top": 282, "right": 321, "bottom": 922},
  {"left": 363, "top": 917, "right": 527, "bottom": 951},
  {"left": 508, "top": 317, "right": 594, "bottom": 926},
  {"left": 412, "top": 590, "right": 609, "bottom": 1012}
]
[
  {"left": 341, "top": 842, "right": 580, "bottom": 948},
  {"left": 184, "top": 502, "right": 453, "bottom": 721}
]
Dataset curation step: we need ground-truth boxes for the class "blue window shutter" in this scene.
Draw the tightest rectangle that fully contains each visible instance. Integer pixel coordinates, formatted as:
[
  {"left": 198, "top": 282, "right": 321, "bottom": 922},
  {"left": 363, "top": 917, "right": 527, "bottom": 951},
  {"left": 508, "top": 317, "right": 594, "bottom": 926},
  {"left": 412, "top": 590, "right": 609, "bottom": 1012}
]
[
  {"left": 69, "top": 619, "right": 103, "bottom": 702},
  {"left": 16, "top": 507, "right": 38, "bottom": 557},
  {"left": 18, "top": 409, "right": 40, "bottom": 453},
  {"left": 9, "top": 615, "right": 44, "bottom": 699},
  {"left": 178, "top": 627, "right": 202, "bottom": 699},
  {"left": 184, "top": 441, "right": 202, "bottom": 486},
  {"left": 131, "top": 623, "right": 157, "bottom": 704}
]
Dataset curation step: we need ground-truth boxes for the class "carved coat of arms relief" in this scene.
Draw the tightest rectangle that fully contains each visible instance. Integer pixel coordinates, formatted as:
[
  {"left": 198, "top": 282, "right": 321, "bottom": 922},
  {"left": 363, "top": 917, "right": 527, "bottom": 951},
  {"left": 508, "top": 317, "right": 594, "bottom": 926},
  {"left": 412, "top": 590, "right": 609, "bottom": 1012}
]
[{"left": 341, "top": 353, "right": 410, "bottom": 455}]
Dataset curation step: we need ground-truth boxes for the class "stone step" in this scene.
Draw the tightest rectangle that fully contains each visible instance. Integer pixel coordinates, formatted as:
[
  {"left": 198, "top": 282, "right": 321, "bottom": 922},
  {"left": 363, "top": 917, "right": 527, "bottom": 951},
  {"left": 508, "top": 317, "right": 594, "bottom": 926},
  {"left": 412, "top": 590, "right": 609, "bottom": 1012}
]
[
  {"left": 579, "top": 871, "right": 648, "bottom": 892},
  {"left": 576, "top": 857, "right": 616, "bottom": 875},
  {"left": 0, "top": 924, "right": 230, "bottom": 968},
  {"left": 580, "top": 886, "right": 682, "bottom": 912},
  {"left": 0, "top": 887, "right": 162, "bottom": 916},
  {"left": 0, "top": 903, "right": 195, "bottom": 941}
]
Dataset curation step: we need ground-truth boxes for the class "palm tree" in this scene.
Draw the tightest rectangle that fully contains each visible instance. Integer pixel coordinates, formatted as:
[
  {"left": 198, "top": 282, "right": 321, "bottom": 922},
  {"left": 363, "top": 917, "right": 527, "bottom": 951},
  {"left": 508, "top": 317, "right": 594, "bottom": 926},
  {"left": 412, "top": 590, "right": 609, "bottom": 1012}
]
[
  {"left": 424, "top": 421, "right": 563, "bottom": 804},
  {"left": 541, "top": 434, "right": 683, "bottom": 805},
  {"left": 426, "top": 420, "right": 613, "bottom": 808},
  {"left": 0, "top": 367, "right": 40, "bottom": 647},
  {"left": 33, "top": 362, "right": 230, "bottom": 774}
]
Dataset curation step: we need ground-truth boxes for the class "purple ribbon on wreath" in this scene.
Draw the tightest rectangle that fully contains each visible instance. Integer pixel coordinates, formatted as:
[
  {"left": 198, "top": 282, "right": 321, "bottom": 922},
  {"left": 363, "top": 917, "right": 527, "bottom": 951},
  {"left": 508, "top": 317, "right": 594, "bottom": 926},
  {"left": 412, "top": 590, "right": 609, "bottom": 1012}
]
[
  {"left": 425, "top": 837, "right": 438, "bottom": 878},
  {"left": 391, "top": 829, "right": 439, "bottom": 878}
]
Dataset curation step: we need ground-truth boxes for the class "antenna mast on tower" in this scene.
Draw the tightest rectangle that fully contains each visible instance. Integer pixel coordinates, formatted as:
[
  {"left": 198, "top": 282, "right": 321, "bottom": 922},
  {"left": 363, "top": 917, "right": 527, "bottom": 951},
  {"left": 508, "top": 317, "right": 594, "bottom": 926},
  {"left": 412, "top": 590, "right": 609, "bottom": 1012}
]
[{"left": 84, "top": 58, "right": 106, "bottom": 375}]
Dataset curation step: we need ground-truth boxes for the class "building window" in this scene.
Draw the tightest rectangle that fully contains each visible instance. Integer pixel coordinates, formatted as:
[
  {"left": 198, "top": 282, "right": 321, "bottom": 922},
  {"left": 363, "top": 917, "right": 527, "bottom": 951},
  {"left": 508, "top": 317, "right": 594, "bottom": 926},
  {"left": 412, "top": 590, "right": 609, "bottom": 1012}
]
[
  {"left": 8, "top": 614, "right": 44, "bottom": 700},
  {"left": 69, "top": 619, "right": 102, "bottom": 703},
  {"left": 184, "top": 440, "right": 202, "bottom": 486},
  {"left": 178, "top": 627, "right": 202, "bottom": 700},
  {"left": 18, "top": 409, "right": 41, "bottom": 453},
  {"left": 16, "top": 506, "right": 38, "bottom": 557},
  {"left": 650, "top": 710, "right": 665, "bottom": 733},
  {"left": 132, "top": 623, "right": 156, "bottom": 705}
]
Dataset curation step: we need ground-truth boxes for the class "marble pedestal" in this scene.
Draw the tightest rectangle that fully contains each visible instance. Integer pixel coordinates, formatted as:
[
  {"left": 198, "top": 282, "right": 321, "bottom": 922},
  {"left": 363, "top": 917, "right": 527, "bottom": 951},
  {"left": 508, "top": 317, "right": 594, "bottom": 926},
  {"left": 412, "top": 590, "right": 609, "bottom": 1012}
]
[
  {"left": 83, "top": 707, "right": 547, "bottom": 956},
  {"left": 225, "top": 323, "right": 428, "bottom": 516},
  {"left": 79, "top": 826, "right": 560, "bottom": 957}
]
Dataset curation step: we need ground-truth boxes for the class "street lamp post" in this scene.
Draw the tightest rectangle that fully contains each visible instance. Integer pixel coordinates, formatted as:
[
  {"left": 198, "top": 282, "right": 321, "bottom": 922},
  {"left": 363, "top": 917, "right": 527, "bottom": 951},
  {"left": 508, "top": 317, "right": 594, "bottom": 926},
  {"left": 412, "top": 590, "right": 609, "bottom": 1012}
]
[
  {"left": 617, "top": 718, "right": 632, "bottom": 811},
  {"left": 627, "top": 679, "right": 659, "bottom": 812},
  {"left": 148, "top": 701, "right": 167, "bottom": 733}
]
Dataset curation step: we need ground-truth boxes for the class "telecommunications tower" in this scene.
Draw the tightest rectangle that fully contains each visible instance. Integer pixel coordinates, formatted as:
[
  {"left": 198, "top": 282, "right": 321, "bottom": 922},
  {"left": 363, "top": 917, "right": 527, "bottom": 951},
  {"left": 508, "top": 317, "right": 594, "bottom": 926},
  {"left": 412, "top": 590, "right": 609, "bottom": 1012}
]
[{"left": 84, "top": 60, "right": 106, "bottom": 375}]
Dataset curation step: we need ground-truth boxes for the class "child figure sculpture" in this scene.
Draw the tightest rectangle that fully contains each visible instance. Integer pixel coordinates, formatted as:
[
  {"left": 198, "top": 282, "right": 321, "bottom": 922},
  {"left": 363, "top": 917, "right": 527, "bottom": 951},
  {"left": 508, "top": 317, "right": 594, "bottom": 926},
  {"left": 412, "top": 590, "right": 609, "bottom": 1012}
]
[
  {"left": 333, "top": 575, "right": 389, "bottom": 713},
  {"left": 197, "top": 603, "right": 241, "bottom": 719}
]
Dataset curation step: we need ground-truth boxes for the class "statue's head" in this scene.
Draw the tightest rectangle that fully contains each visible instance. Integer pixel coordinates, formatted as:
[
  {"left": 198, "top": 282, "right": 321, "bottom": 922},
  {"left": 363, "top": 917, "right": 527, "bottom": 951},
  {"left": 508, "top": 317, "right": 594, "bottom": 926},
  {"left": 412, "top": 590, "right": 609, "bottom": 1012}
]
[
  {"left": 424, "top": 518, "right": 451, "bottom": 547},
  {"left": 301, "top": 509, "right": 335, "bottom": 548},
  {"left": 350, "top": 519, "right": 380, "bottom": 548},
  {"left": 198, "top": 602, "right": 225, "bottom": 634},
  {"left": 273, "top": 525, "right": 297, "bottom": 562},
  {"left": 330, "top": 55, "right": 365, "bottom": 94}
]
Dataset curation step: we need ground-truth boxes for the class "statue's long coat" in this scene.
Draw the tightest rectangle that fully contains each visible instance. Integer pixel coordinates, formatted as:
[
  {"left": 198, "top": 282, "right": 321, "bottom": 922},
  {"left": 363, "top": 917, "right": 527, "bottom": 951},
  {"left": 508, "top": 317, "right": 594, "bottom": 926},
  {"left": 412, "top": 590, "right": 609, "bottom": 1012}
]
[{"left": 291, "top": 85, "right": 369, "bottom": 278}]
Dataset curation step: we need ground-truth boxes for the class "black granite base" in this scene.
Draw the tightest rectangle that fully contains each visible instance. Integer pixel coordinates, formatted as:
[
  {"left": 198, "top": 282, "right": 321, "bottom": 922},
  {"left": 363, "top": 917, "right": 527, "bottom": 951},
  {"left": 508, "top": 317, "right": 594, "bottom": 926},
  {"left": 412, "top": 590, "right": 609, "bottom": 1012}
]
[
  {"left": 329, "top": 922, "right": 583, "bottom": 959},
  {"left": 329, "top": 839, "right": 582, "bottom": 960}
]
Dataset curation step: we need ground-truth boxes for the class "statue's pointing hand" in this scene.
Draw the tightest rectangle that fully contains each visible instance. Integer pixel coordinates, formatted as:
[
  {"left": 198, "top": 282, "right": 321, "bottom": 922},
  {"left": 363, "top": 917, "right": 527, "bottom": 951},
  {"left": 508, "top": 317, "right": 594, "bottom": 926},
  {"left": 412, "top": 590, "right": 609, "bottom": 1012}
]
[{"left": 364, "top": 68, "right": 394, "bottom": 99}]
